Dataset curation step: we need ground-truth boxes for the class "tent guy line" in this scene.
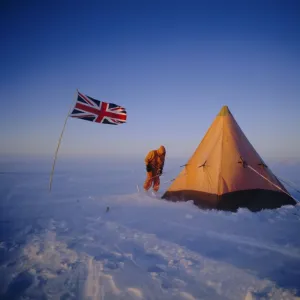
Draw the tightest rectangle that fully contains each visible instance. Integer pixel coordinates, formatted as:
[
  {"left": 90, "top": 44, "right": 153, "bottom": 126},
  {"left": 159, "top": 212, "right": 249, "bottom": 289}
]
[
  {"left": 276, "top": 177, "right": 300, "bottom": 194},
  {"left": 247, "top": 165, "right": 299, "bottom": 203},
  {"left": 138, "top": 159, "right": 300, "bottom": 199},
  {"left": 146, "top": 161, "right": 299, "bottom": 203}
]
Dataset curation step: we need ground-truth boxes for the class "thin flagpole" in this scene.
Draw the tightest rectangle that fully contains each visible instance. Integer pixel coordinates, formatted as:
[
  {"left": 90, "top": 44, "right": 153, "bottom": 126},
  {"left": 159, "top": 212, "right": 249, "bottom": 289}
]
[{"left": 49, "top": 89, "right": 78, "bottom": 192}]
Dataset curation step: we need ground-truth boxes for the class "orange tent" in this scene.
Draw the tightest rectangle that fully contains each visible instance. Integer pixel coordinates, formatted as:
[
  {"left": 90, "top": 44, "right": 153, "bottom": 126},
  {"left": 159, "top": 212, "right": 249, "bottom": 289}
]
[{"left": 162, "top": 106, "right": 296, "bottom": 212}]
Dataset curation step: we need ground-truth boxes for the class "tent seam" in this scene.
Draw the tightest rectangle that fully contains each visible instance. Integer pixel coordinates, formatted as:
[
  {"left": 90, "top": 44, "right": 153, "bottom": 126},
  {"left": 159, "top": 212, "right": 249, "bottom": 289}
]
[{"left": 218, "top": 115, "right": 224, "bottom": 197}]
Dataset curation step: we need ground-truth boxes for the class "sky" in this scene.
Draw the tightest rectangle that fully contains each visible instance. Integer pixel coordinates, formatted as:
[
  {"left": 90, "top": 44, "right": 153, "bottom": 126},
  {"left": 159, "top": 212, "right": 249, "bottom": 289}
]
[{"left": 1, "top": 0, "right": 300, "bottom": 162}]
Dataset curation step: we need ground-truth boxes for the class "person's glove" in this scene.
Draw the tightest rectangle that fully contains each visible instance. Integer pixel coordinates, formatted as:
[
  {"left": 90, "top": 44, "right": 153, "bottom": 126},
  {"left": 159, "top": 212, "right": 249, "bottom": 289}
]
[{"left": 146, "top": 164, "right": 152, "bottom": 172}]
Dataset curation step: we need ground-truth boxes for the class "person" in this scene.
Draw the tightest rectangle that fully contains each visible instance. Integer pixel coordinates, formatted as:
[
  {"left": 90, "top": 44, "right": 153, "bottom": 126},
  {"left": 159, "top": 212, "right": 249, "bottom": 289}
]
[{"left": 143, "top": 145, "right": 166, "bottom": 192}]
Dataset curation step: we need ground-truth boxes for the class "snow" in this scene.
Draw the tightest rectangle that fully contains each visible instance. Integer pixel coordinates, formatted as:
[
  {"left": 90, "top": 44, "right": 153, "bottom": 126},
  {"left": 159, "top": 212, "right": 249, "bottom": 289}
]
[{"left": 0, "top": 157, "right": 300, "bottom": 299}]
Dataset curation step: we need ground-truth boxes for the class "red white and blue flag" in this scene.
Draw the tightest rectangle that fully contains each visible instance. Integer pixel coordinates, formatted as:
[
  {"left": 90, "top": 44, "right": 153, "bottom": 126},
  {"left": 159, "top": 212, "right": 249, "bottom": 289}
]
[{"left": 70, "top": 91, "right": 127, "bottom": 125}]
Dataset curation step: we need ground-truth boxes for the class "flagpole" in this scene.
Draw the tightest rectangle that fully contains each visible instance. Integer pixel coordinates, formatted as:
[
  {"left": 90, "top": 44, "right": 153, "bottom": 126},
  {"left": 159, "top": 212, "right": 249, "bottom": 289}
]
[{"left": 49, "top": 89, "right": 78, "bottom": 192}]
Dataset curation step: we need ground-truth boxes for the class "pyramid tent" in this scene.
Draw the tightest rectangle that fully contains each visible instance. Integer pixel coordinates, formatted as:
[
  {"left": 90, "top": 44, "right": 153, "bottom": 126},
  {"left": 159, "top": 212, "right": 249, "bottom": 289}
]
[{"left": 162, "top": 106, "right": 296, "bottom": 212}]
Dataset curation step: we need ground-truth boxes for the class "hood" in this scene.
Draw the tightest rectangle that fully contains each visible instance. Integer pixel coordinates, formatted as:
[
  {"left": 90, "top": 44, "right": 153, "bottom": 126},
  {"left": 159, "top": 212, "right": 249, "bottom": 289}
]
[{"left": 157, "top": 145, "right": 166, "bottom": 156}]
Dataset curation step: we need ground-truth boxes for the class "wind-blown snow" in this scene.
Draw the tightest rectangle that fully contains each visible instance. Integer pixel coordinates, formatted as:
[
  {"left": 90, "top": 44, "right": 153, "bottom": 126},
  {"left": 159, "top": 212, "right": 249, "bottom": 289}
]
[{"left": 0, "top": 157, "right": 300, "bottom": 299}]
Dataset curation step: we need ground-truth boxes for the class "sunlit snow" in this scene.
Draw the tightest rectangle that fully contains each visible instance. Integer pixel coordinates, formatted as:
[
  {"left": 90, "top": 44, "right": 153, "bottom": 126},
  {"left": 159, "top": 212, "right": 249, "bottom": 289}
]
[{"left": 0, "top": 157, "right": 300, "bottom": 300}]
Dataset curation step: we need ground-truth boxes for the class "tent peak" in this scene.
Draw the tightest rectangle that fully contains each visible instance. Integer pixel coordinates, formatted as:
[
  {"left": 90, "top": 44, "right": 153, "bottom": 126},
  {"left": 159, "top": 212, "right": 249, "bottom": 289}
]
[{"left": 218, "top": 105, "right": 231, "bottom": 116}]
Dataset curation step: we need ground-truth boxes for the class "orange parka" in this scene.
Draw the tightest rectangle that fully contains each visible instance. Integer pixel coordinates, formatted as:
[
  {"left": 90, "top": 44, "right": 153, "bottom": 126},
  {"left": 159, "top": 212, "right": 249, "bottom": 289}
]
[{"left": 145, "top": 145, "right": 166, "bottom": 175}]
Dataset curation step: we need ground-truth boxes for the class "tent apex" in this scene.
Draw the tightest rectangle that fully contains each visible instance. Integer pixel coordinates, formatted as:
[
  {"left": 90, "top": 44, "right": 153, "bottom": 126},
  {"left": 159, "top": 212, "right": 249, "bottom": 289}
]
[{"left": 218, "top": 105, "right": 231, "bottom": 116}]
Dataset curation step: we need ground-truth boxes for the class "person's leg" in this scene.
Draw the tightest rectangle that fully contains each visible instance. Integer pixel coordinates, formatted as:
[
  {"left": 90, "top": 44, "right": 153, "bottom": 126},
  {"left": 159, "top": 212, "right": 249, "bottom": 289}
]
[
  {"left": 153, "top": 176, "right": 160, "bottom": 192},
  {"left": 143, "top": 172, "right": 153, "bottom": 191}
]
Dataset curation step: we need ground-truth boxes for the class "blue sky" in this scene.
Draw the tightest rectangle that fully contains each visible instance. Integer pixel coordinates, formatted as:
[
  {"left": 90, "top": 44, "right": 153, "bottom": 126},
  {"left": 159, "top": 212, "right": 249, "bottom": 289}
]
[{"left": 1, "top": 0, "right": 299, "bottom": 161}]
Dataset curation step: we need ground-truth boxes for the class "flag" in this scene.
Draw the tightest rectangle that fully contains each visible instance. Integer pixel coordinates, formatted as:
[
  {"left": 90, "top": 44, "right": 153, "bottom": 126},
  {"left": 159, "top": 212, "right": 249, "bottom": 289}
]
[{"left": 70, "top": 90, "right": 127, "bottom": 125}]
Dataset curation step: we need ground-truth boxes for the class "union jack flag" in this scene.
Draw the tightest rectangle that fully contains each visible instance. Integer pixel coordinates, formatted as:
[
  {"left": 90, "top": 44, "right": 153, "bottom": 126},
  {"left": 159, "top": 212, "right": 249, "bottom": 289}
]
[{"left": 69, "top": 91, "right": 127, "bottom": 125}]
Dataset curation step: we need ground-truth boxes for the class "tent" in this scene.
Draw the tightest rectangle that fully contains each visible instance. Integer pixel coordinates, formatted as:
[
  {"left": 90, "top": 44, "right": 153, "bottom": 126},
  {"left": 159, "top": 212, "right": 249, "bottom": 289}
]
[{"left": 161, "top": 106, "right": 296, "bottom": 212}]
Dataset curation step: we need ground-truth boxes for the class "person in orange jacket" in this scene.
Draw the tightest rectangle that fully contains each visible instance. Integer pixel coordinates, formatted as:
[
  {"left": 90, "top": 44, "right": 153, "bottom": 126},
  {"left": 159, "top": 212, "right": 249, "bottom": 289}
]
[{"left": 143, "top": 145, "right": 166, "bottom": 192}]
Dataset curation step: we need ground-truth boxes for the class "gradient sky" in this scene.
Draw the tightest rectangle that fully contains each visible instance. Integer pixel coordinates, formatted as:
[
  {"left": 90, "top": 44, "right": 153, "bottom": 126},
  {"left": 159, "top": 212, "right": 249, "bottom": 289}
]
[{"left": 1, "top": 0, "right": 300, "bottom": 161}]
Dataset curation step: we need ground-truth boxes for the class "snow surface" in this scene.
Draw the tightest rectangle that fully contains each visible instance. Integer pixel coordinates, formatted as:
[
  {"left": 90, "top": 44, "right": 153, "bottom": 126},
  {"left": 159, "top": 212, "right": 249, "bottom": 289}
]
[{"left": 0, "top": 157, "right": 300, "bottom": 300}]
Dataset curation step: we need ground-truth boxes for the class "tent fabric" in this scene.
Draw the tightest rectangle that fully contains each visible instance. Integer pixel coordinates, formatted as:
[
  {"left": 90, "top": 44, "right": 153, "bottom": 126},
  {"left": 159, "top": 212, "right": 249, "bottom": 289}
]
[{"left": 161, "top": 106, "right": 296, "bottom": 211}]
